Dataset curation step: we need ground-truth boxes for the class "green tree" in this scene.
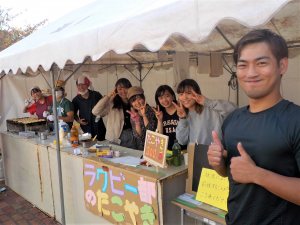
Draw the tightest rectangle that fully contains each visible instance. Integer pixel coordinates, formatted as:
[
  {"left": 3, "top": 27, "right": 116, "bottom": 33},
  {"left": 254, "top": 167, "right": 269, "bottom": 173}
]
[{"left": 0, "top": 7, "right": 46, "bottom": 51}]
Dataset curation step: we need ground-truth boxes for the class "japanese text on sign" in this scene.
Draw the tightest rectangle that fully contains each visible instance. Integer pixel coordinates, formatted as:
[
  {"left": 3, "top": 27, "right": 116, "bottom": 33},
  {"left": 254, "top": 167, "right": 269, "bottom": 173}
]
[
  {"left": 143, "top": 130, "right": 168, "bottom": 168},
  {"left": 196, "top": 168, "right": 229, "bottom": 211},
  {"left": 83, "top": 160, "right": 158, "bottom": 224}
]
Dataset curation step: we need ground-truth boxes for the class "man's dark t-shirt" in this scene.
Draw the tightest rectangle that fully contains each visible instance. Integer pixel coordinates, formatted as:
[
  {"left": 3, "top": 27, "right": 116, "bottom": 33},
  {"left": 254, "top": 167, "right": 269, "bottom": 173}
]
[
  {"left": 222, "top": 100, "right": 300, "bottom": 225},
  {"left": 72, "top": 90, "right": 106, "bottom": 141}
]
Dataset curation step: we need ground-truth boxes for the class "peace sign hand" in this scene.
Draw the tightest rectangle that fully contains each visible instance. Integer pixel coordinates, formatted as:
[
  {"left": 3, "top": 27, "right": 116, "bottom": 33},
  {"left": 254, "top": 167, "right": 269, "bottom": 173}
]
[
  {"left": 172, "top": 101, "right": 186, "bottom": 119},
  {"left": 191, "top": 90, "right": 205, "bottom": 105},
  {"left": 139, "top": 101, "right": 147, "bottom": 117},
  {"left": 126, "top": 108, "right": 140, "bottom": 124},
  {"left": 152, "top": 105, "right": 163, "bottom": 122}
]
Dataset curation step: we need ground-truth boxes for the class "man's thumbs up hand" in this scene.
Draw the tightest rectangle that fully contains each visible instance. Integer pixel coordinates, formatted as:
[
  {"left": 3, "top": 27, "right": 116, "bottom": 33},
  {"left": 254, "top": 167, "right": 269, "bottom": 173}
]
[
  {"left": 207, "top": 131, "right": 226, "bottom": 168},
  {"left": 230, "top": 142, "right": 256, "bottom": 183}
]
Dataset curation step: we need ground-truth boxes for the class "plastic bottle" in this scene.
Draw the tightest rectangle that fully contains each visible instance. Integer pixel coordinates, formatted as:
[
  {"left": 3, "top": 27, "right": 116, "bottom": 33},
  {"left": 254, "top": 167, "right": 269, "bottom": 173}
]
[
  {"left": 172, "top": 139, "right": 181, "bottom": 166},
  {"left": 70, "top": 125, "right": 79, "bottom": 147},
  {"left": 58, "top": 120, "right": 65, "bottom": 142},
  {"left": 59, "top": 120, "right": 69, "bottom": 132}
]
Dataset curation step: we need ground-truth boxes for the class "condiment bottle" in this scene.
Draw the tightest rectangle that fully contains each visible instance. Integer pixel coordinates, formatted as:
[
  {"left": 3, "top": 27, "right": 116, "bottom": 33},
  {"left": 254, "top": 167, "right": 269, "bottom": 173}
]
[
  {"left": 172, "top": 139, "right": 181, "bottom": 166},
  {"left": 70, "top": 125, "right": 79, "bottom": 147}
]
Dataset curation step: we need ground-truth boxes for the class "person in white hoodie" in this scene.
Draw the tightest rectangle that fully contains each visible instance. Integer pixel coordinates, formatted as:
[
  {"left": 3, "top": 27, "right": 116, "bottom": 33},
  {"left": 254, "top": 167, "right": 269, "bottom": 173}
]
[{"left": 92, "top": 78, "right": 137, "bottom": 149}]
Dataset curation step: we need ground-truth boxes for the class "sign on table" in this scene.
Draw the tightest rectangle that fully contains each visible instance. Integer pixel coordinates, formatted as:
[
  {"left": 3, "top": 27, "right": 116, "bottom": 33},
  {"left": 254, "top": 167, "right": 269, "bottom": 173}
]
[
  {"left": 143, "top": 130, "right": 168, "bottom": 168},
  {"left": 83, "top": 159, "right": 158, "bottom": 225}
]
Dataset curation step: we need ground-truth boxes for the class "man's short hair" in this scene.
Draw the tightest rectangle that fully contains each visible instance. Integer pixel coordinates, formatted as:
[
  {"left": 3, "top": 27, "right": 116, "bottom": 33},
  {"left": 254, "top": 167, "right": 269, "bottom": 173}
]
[{"left": 233, "top": 29, "right": 288, "bottom": 65}]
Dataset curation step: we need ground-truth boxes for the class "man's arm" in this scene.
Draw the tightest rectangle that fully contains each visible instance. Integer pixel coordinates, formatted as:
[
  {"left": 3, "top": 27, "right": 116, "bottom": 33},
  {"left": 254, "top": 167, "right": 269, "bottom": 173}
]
[
  {"left": 255, "top": 167, "right": 300, "bottom": 205},
  {"left": 231, "top": 143, "right": 300, "bottom": 205},
  {"left": 59, "top": 111, "right": 74, "bottom": 123}
]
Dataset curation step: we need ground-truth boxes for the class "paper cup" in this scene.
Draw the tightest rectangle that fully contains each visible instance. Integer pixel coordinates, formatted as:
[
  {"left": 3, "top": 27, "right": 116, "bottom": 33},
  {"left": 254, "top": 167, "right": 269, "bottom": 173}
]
[
  {"left": 114, "top": 150, "right": 120, "bottom": 157},
  {"left": 183, "top": 153, "right": 188, "bottom": 165}
]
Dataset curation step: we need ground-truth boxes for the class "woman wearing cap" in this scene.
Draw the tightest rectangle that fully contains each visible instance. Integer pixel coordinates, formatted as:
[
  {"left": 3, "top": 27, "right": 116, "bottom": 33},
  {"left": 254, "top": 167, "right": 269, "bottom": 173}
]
[
  {"left": 92, "top": 78, "right": 137, "bottom": 149},
  {"left": 72, "top": 75, "right": 106, "bottom": 141},
  {"left": 127, "top": 86, "right": 157, "bottom": 150},
  {"left": 23, "top": 86, "right": 53, "bottom": 119},
  {"left": 174, "top": 79, "right": 236, "bottom": 146}
]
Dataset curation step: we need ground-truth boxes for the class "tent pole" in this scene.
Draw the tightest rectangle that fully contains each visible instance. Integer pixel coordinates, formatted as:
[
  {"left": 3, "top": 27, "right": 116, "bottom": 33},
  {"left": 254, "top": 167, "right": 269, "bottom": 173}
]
[
  {"left": 50, "top": 64, "right": 66, "bottom": 225},
  {"left": 138, "top": 63, "right": 142, "bottom": 87}
]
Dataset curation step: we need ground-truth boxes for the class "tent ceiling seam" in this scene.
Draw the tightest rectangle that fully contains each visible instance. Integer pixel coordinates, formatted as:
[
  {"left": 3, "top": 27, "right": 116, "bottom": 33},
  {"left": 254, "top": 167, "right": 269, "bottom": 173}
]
[{"left": 215, "top": 26, "right": 234, "bottom": 49}]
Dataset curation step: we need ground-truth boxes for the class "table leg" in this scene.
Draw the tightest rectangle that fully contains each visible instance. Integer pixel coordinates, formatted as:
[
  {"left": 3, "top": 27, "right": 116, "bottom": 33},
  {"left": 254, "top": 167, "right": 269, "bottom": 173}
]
[{"left": 181, "top": 208, "right": 184, "bottom": 225}]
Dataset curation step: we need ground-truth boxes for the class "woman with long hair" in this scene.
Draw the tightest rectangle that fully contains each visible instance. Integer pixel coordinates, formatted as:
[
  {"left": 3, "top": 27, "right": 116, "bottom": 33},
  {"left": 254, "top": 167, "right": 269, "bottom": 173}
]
[
  {"left": 174, "top": 79, "right": 236, "bottom": 145},
  {"left": 92, "top": 78, "right": 136, "bottom": 148},
  {"left": 153, "top": 85, "right": 186, "bottom": 150}
]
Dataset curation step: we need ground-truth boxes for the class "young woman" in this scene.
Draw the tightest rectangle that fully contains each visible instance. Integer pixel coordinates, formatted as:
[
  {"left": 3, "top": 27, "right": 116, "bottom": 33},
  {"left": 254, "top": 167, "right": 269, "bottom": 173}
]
[
  {"left": 153, "top": 85, "right": 186, "bottom": 150},
  {"left": 92, "top": 78, "right": 136, "bottom": 149},
  {"left": 174, "top": 79, "right": 236, "bottom": 146},
  {"left": 23, "top": 86, "right": 53, "bottom": 119},
  {"left": 126, "top": 86, "right": 157, "bottom": 150}
]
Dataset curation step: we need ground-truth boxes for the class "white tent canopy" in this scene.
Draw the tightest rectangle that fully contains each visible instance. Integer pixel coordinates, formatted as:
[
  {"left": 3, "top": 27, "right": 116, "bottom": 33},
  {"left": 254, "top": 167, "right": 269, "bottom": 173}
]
[
  {"left": 1, "top": 2, "right": 299, "bottom": 224},
  {"left": 0, "top": 0, "right": 299, "bottom": 74}
]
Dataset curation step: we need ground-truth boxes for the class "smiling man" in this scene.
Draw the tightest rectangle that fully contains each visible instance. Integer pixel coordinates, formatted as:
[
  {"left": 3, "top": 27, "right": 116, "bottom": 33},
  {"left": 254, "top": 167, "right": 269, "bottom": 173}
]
[
  {"left": 72, "top": 75, "right": 106, "bottom": 141},
  {"left": 207, "top": 29, "right": 300, "bottom": 225}
]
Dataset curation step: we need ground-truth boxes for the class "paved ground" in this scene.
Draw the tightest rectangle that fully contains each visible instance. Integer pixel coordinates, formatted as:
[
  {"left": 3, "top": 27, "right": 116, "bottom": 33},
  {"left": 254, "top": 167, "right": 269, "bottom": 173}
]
[{"left": 0, "top": 180, "right": 61, "bottom": 225}]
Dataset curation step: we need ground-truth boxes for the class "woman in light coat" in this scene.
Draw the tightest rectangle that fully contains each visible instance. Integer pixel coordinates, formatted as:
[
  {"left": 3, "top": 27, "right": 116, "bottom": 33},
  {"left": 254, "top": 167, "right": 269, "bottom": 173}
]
[{"left": 92, "top": 78, "right": 137, "bottom": 149}]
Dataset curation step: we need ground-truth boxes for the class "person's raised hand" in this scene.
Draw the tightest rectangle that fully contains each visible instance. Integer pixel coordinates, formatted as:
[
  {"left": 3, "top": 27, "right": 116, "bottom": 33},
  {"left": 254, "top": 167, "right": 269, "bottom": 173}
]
[
  {"left": 230, "top": 142, "right": 256, "bottom": 184},
  {"left": 24, "top": 99, "right": 33, "bottom": 107},
  {"left": 109, "top": 89, "right": 117, "bottom": 100},
  {"left": 207, "top": 131, "right": 226, "bottom": 169},
  {"left": 172, "top": 101, "right": 186, "bottom": 119},
  {"left": 152, "top": 105, "right": 163, "bottom": 122},
  {"left": 140, "top": 101, "right": 147, "bottom": 117},
  {"left": 191, "top": 90, "right": 205, "bottom": 105},
  {"left": 126, "top": 108, "right": 140, "bottom": 124}
]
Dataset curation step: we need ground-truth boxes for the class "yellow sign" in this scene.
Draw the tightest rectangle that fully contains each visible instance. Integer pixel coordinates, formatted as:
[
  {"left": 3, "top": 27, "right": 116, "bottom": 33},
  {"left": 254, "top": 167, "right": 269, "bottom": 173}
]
[{"left": 196, "top": 168, "right": 229, "bottom": 211}]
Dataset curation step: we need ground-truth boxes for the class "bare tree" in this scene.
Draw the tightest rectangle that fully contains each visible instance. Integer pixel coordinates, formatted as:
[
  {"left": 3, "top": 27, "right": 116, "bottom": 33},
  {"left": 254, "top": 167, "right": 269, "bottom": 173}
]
[{"left": 0, "top": 7, "right": 46, "bottom": 51}]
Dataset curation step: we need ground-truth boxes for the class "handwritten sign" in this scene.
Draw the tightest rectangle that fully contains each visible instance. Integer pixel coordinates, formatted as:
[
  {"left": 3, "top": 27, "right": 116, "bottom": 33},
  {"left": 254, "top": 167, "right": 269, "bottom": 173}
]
[
  {"left": 143, "top": 130, "right": 168, "bottom": 168},
  {"left": 196, "top": 168, "right": 229, "bottom": 211},
  {"left": 83, "top": 159, "right": 158, "bottom": 225}
]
